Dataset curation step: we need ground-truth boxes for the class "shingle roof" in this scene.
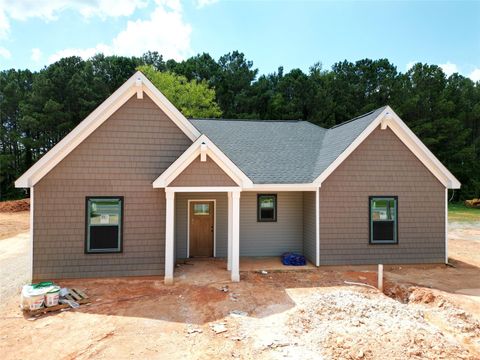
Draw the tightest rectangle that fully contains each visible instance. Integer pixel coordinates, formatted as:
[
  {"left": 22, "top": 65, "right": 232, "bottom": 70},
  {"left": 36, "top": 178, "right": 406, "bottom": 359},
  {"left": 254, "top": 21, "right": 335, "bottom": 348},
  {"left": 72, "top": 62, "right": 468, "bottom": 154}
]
[{"left": 189, "top": 106, "right": 386, "bottom": 184}]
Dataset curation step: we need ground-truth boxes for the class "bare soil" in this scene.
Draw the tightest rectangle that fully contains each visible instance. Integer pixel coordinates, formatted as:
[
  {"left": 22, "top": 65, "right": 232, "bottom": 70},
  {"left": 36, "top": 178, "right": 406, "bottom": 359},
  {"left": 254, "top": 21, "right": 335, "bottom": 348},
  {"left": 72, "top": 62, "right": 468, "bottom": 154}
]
[
  {"left": 0, "top": 198, "right": 30, "bottom": 213},
  {"left": 0, "top": 211, "right": 479, "bottom": 359},
  {"left": 0, "top": 211, "right": 30, "bottom": 240}
]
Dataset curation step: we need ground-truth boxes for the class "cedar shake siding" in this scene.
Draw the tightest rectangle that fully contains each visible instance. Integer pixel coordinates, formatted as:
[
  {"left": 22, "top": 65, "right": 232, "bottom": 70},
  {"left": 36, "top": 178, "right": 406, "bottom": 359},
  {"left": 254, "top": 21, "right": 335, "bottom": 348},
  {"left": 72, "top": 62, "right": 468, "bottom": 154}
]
[
  {"left": 319, "top": 126, "right": 445, "bottom": 265},
  {"left": 169, "top": 156, "right": 238, "bottom": 187},
  {"left": 33, "top": 95, "right": 192, "bottom": 279},
  {"left": 302, "top": 191, "right": 317, "bottom": 264},
  {"left": 239, "top": 192, "right": 303, "bottom": 256},
  {"left": 175, "top": 193, "right": 228, "bottom": 259}
]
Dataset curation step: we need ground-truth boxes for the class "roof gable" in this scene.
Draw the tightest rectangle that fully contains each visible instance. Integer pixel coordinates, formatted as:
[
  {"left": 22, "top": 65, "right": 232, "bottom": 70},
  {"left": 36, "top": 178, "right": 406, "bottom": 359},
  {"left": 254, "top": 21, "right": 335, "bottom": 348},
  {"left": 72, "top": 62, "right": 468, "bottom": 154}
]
[
  {"left": 153, "top": 134, "right": 253, "bottom": 188},
  {"left": 16, "top": 71, "right": 201, "bottom": 188},
  {"left": 312, "top": 106, "right": 460, "bottom": 189},
  {"left": 169, "top": 155, "right": 238, "bottom": 187}
]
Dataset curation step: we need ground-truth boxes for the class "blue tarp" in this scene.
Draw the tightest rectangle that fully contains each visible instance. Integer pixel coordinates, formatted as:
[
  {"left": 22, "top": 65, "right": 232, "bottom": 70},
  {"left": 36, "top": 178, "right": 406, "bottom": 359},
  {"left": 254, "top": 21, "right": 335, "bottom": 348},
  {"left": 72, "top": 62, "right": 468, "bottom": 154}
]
[{"left": 281, "top": 252, "right": 306, "bottom": 266}]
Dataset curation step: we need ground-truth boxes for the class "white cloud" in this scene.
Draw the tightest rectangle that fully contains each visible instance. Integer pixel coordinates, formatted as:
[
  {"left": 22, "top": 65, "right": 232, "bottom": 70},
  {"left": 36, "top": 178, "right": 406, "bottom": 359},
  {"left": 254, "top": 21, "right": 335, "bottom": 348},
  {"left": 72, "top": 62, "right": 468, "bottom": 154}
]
[
  {"left": 31, "top": 48, "right": 42, "bottom": 62},
  {"left": 48, "top": 0, "right": 192, "bottom": 63},
  {"left": 195, "top": 0, "right": 219, "bottom": 8},
  {"left": 469, "top": 68, "right": 480, "bottom": 82},
  {"left": 405, "top": 61, "right": 417, "bottom": 71},
  {"left": 0, "top": 8, "right": 9, "bottom": 39},
  {"left": 0, "top": 0, "right": 147, "bottom": 39},
  {"left": 0, "top": 46, "right": 11, "bottom": 58},
  {"left": 439, "top": 62, "right": 458, "bottom": 77}
]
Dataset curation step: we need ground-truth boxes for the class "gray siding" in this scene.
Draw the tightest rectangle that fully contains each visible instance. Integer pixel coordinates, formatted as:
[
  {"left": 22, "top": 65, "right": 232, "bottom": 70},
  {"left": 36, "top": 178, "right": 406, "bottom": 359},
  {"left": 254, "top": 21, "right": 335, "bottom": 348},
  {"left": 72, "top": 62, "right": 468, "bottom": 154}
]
[
  {"left": 33, "top": 95, "right": 192, "bottom": 279},
  {"left": 319, "top": 126, "right": 446, "bottom": 265},
  {"left": 240, "top": 192, "right": 303, "bottom": 256},
  {"left": 303, "top": 191, "right": 316, "bottom": 264},
  {"left": 169, "top": 156, "right": 237, "bottom": 186},
  {"left": 174, "top": 193, "right": 228, "bottom": 259}
]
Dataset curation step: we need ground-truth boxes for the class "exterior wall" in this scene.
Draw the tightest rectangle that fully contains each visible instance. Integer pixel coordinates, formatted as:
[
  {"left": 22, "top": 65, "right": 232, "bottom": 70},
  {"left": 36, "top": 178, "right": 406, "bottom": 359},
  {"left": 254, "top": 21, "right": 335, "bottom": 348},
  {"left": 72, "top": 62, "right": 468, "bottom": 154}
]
[
  {"left": 240, "top": 192, "right": 303, "bottom": 256},
  {"left": 175, "top": 192, "right": 228, "bottom": 259},
  {"left": 169, "top": 156, "right": 237, "bottom": 187},
  {"left": 303, "top": 191, "right": 317, "bottom": 264},
  {"left": 33, "top": 95, "right": 192, "bottom": 279},
  {"left": 319, "top": 126, "right": 445, "bottom": 265}
]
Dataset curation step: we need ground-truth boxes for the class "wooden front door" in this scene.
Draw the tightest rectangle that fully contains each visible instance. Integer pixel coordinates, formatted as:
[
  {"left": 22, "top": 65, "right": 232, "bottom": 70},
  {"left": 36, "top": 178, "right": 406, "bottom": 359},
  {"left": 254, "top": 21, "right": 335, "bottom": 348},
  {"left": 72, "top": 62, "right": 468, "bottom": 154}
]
[{"left": 189, "top": 201, "right": 214, "bottom": 257}]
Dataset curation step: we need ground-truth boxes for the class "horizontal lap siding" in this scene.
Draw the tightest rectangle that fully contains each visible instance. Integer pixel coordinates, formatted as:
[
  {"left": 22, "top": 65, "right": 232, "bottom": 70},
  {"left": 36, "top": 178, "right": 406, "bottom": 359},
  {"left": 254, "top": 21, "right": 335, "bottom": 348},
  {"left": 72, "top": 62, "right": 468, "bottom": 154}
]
[
  {"left": 303, "top": 191, "right": 316, "bottom": 264},
  {"left": 240, "top": 192, "right": 303, "bottom": 256},
  {"left": 33, "top": 95, "right": 192, "bottom": 279},
  {"left": 319, "top": 127, "right": 445, "bottom": 265},
  {"left": 169, "top": 156, "right": 237, "bottom": 186},
  {"left": 174, "top": 193, "right": 228, "bottom": 259}
]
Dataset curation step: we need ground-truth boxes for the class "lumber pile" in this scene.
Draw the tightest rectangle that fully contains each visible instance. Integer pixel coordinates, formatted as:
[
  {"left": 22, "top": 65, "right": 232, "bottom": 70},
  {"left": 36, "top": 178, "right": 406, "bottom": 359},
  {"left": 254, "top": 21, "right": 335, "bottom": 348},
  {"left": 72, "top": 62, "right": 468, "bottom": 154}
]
[{"left": 464, "top": 198, "right": 480, "bottom": 208}]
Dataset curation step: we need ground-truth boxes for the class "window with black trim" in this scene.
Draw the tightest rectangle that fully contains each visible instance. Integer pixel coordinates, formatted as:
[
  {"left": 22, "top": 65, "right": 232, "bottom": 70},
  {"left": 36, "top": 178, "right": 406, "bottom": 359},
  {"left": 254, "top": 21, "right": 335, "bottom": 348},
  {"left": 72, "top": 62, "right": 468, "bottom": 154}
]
[
  {"left": 369, "top": 196, "right": 397, "bottom": 244},
  {"left": 257, "top": 194, "right": 277, "bottom": 222},
  {"left": 86, "top": 197, "right": 123, "bottom": 253}
]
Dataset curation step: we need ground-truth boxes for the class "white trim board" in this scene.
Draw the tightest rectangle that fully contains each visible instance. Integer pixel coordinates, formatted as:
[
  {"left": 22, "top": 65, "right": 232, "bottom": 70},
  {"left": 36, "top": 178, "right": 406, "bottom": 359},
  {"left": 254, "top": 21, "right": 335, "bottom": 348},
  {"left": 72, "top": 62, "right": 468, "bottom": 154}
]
[
  {"left": 15, "top": 71, "right": 201, "bottom": 188},
  {"left": 187, "top": 199, "right": 217, "bottom": 258},
  {"left": 153, "top": 134, "right": 253, "bottom": 189},
  {"left": 313, "top": 106, "right": 461, "bottom": 189}
]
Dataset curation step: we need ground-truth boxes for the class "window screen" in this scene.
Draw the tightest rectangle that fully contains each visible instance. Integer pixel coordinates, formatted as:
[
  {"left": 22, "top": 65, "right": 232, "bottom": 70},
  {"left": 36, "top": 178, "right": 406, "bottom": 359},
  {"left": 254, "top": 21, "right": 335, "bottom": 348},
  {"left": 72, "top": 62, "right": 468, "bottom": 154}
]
[
  {"left": 257, "top": 194, "right": 277, "bottom": 222},
  {"left": 370, "top": 196, "right": 397, "bottom": 244},
  {"left": 86, "top": 197, "right": 123, "bottom": 253}
]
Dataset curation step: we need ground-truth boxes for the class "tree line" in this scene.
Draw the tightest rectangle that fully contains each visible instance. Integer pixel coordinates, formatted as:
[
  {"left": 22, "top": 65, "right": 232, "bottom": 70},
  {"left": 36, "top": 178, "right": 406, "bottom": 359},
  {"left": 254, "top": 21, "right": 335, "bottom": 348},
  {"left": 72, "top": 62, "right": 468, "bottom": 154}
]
[{"left": 1, "top": 51, "right": 479, "bottom": 200}]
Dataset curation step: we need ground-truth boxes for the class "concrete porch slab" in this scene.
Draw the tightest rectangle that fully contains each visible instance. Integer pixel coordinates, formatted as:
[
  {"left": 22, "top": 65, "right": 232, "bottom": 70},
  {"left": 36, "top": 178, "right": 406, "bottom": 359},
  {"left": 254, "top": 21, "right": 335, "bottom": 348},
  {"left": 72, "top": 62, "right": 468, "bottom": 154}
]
[{"left": 239, "top": 256, "right": 316, "bottom": 272}]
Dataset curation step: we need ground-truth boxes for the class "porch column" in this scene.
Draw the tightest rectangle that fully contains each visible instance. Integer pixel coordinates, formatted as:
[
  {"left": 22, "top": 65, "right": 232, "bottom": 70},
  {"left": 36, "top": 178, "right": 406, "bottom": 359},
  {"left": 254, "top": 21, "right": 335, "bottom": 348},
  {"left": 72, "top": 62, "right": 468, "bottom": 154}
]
[
  {"left": 164, "top": 190, "right": 175, "bottom": 285},
  {"left": 231, "top": 191, "right": 241, "bottom": 282},
  {"left": 227, "top": 192, "right": 233, "bottom": 271}
]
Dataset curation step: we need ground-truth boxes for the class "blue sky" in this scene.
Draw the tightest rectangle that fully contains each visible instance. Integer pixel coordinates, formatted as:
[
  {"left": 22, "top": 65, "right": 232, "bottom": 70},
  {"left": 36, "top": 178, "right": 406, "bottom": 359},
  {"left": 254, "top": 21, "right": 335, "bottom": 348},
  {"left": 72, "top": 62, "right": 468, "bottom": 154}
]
[{"left": 0, "top": 0, "right": 479, "bottom": 80}]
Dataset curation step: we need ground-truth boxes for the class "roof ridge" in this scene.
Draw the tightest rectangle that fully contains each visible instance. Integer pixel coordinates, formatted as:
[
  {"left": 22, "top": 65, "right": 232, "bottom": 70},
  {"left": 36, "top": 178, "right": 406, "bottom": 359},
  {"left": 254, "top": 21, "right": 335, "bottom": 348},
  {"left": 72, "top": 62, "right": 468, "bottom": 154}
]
[
  {"left": 330, "top": 106, "right": 386, "bottom": 129},
  {"left": 190, "top": 118, "right": 303, "bottom": 123}
]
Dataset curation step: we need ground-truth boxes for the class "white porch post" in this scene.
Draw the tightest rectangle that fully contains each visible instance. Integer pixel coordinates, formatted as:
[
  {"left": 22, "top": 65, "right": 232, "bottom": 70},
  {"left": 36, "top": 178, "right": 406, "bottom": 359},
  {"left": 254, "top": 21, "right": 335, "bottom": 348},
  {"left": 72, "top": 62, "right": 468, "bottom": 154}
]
[
  {"left": 315, "top": 187, "right": 320, "bottom": 267},
  {"left": 227, "top": 192, "right": 233, "bottom": 271},
  {"left": 164, "top": 190, "right": 175, "bottom": 285},
  {"left": 231, "top": 191, "right": 241, "bottom": 282}
]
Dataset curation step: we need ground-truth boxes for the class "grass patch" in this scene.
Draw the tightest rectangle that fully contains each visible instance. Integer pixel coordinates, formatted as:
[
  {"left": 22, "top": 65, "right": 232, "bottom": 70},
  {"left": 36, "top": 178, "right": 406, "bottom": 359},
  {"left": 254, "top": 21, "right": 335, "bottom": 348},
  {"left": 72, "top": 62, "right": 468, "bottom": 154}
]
[{"left": 448, "top": 202, "right": 480, "bottom": 222}]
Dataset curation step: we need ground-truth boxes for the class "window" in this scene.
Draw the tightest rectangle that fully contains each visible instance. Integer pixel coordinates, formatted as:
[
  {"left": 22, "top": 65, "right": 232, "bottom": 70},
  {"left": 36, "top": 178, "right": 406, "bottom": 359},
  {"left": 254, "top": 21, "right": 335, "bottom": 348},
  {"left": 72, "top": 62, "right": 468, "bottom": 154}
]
[
  {"left": 193, "top": 203, "right": 210, "bottom": 215},
  {"left": 369, "top": 196, "right": 398, "bottom": 244},
  {"left": 86, "top": 197, "right": 123, "bottom": 253},
  {"left": 257, "top": 194, "right": 277, "bottom": 222}
]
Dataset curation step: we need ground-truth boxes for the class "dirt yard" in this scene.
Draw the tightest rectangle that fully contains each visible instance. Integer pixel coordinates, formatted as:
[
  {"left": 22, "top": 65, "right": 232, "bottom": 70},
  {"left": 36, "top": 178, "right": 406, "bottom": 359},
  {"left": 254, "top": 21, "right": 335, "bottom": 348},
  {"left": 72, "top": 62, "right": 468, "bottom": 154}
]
[{"left": 0, "top": 204, "right": 479, "bottom": 359}]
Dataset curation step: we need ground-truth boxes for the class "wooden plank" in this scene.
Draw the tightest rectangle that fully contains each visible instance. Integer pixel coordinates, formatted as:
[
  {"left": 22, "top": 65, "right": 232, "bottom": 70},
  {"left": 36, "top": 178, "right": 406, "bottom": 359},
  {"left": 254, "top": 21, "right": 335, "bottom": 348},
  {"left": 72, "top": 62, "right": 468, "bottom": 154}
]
[
  {"left": 68, "top": 289, "right": 81, "bottom": 301},
  {"left": 73, "top": 288, "right": 88, "bottom": 299}
]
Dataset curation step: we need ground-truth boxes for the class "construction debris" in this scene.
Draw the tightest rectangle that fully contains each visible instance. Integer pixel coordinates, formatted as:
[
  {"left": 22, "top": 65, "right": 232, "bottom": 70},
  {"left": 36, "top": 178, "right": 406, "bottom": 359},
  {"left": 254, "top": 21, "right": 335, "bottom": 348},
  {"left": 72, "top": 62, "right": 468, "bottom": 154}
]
[
  {"left": 21, "top": 282, "right": 89, "bottom": 316},
  {"left": 186, "top": 326, "right": 203, "bottom": 335},
  {"left": 210, "top": 323, "right": 227, "bottom": 334},
  {"left": 229, "top": 310, "right": 248, "bottom": 317}
]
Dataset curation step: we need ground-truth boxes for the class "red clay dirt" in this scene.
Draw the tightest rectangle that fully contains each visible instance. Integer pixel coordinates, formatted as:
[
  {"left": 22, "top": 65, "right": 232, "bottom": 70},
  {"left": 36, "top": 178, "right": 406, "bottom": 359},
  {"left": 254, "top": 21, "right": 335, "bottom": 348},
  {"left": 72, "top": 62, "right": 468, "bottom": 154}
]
[{"left": 0, "top": 198, "right": 30, "bottom": 212}]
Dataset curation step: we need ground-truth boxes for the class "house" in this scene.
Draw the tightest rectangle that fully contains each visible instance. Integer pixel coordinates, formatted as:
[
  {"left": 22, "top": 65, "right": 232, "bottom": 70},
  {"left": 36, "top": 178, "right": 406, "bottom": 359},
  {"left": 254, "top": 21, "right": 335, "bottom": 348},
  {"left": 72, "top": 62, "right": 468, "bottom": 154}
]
[{"left": 15, "top": 71, "right": 461, "bottom": 284}]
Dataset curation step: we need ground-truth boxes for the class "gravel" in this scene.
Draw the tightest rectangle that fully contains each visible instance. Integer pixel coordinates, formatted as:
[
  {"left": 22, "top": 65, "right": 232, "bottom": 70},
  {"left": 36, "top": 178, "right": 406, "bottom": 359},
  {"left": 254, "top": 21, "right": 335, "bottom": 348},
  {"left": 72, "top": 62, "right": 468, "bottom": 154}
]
[{"left": 286, "top": 289, "right": 475, "bottom": 360}]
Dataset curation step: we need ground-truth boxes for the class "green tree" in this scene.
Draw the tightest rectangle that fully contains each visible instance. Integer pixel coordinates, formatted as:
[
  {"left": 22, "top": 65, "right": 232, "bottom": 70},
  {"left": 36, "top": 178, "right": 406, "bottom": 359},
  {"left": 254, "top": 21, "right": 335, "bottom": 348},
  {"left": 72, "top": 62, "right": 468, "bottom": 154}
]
[
  {"left": 138, "top": 65, "right": 222, "bottom": 118},
  {"left": 214, "top": 51, "right": 258, "bottom": 118}
]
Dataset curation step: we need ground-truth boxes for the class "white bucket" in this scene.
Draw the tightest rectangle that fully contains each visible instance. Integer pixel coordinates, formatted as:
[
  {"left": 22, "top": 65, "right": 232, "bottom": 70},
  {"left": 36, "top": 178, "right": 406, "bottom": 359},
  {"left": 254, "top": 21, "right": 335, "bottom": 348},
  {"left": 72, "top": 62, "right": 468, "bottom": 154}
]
[
  {"left": 45, "top": 287, "right": 60, "bottom": 307},
  {"left": 26, "top": 294, "right": 44, "bottom": 310}
]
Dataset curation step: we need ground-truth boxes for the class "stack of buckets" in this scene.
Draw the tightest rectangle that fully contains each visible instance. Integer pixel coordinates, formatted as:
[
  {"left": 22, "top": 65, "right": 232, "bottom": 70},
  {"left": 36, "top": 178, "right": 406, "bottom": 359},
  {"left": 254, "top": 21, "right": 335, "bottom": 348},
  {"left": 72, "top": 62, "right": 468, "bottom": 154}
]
[{"left": 21, "top": 282, "right": 61, "bottom": 310}]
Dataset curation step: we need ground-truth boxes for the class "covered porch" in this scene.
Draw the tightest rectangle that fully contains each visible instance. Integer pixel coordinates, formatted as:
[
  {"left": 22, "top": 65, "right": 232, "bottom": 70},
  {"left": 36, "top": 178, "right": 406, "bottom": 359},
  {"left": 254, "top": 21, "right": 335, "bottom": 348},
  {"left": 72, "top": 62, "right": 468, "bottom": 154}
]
[{"left": 164, "top": 188, "right": 319, "bottom": 284}]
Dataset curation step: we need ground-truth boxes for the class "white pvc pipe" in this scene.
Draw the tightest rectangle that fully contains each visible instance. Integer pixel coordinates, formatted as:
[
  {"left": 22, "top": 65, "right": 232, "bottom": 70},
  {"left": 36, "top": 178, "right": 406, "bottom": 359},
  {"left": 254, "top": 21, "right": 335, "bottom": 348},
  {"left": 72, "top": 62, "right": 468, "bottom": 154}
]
[{"left": 378, "top": 264, "right": 384, "bottom": 292}]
